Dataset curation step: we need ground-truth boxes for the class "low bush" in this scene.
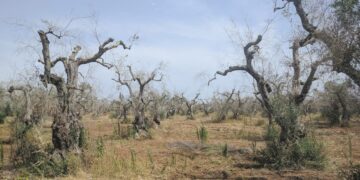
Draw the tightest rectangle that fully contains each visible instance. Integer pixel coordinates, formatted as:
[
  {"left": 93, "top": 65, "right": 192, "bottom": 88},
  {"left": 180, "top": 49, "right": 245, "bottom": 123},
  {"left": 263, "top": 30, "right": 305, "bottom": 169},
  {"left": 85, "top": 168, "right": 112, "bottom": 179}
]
[
  {"left": 258, "top": 127, "right": 326, "bottom": 169},
  {"left": 320, "top": 102, "right": 341, "bottom": 125}
]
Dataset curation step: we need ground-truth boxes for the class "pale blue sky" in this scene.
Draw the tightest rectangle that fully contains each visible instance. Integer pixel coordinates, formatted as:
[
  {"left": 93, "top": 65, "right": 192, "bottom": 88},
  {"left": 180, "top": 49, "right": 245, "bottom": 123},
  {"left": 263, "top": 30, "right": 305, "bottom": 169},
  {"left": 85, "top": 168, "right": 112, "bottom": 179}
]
[{"left": 0, "top": 0, "right": 296, "bottom": 99}]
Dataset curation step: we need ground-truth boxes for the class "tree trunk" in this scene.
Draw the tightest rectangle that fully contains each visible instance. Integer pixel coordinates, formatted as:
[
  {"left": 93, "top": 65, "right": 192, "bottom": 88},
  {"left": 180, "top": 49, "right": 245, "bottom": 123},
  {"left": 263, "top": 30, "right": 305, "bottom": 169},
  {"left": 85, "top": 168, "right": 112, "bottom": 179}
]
[
  {"left": 337, "top": 93, "right": 350, "bottom": 127},
  {"left": 52, "top": 112, "right": 83, "bottom": 151}
]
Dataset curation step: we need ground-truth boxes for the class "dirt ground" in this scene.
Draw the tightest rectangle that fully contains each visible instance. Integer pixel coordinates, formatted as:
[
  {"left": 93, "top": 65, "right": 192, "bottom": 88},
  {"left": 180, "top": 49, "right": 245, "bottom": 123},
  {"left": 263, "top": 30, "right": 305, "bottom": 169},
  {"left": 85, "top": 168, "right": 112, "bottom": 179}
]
[{"left": 0, "top": 114, "right": 359, "bottom": 179}]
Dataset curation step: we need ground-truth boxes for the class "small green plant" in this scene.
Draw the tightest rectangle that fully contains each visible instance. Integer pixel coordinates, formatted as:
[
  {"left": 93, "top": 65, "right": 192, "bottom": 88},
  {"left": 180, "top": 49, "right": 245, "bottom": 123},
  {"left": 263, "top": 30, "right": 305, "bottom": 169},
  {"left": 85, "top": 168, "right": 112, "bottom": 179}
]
[
  {"left": 0, "top": 142, "right": 3, "bottom": 168},
  {"left": 171, "top": 153, "right": 176, "bottom": 166},
  {"left": 64, "top": 153, "right": 82, "bottom": 175},
  {"left": 0, "top": 112, "right": 6, "bottom": 124},
  {"left": 320, "top": 101, "right": 341, "bottom": 125},
  {"left": 130, "top": 149, "right": 137, "bottom": 170},
  {"left": 96, "top": 137, "right": 105, "bottom": 157},
  {"left": 4, "top": 103, "right": 12, "bottom": 116},
  {"left": 222, "top": 143, "right": 228, "bottom": 157},
  {"left": 78, "top": 128, "right": 87, "bottom": 148},
  {"left": 196, "top": 126, "right": 208, "bottom": 144},
  {"left": 251, "top": 140, "right": 257, "bottom": 154}
]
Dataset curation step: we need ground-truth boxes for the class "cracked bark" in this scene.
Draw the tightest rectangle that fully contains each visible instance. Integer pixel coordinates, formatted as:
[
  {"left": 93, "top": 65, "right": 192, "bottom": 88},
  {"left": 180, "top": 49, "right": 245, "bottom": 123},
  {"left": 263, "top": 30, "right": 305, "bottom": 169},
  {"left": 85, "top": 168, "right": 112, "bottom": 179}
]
[{"left": 38, "top": 29, "right": 129, "bottom": 151}]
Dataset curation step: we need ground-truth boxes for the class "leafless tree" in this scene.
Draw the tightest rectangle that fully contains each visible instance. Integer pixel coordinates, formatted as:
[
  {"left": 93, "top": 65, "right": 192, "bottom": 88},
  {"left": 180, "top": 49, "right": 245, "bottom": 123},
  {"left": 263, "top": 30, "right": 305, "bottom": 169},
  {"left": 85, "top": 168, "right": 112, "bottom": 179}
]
[
  {"left": 215, "top": 89, "right": 236, "bottom": 122},
  {"left": 113, "top": 65, "right": 163, "bottom": 134},
  {"left": 148, "top": 91, "right": 168, "bottom": 124},
  {"left": 230, "top": 90, "right": 246, "bottom": 120},
  {"left": 180, "top": 93, "right": 200, "bottom": 119},
  {"left": 8, "top": 85, "right": 34, "bottom": 126},
  {"left": 37, "top": 26, "right": 132, "bottom": 152},
  {"left": 209, "top": 30, "right": 327, "bottom": 142},
  {"left": 199, "top": 99, "right": 211, "bottom": 116},
  {"left": 275, "top": 0, "right": 360, "bottom": 87}
]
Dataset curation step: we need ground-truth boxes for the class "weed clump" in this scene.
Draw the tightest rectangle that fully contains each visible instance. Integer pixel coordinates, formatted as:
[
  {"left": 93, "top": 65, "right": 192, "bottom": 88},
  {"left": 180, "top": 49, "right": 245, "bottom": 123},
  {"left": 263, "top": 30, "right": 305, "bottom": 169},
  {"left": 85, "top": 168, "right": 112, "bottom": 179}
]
[
  {"left": 196, "top": 126, "right": 208, "bottom": 144},
  {"left": 96, "top": 137, "right": 105, "bottom": 157},
  {"left": 222, "top": 143, "right": 228, "bottom": 157},
  {"left": 257, "top": 126, "right": 326, "bottom": 169},
  {"left": 0, "top": 142, "right": 3, "bottom": 168},
  {"left": 0, "top": 112, "right": 6, "bottom": 124}
]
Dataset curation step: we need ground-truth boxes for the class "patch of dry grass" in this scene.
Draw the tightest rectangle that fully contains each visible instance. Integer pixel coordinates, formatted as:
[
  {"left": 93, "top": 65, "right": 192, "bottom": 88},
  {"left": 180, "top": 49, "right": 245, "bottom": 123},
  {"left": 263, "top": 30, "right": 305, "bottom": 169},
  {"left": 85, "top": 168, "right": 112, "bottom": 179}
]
[{"left": 1, "top": 113, "right": 359, "bottom": 179}]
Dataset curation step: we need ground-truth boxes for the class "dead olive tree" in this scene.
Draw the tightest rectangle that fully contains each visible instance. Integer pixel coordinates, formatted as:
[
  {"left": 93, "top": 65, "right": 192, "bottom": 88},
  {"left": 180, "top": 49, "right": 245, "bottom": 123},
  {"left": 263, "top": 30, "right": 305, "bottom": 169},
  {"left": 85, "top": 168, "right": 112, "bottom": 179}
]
[
  {"left": 37, "top": 28, "right": 131, "bottom": 152},
  {"left": 230, "top": 90, "right": 246, "bottom": 120},
  {"left": 8, "top": 85, "right": 34, "bottom": 126},
  {"left": 276, "top": 0, "right": 360, "bottom": 87},
  {"left": 166, "top": 94, "right": 181, "bottom": 118},
  {"left": 199, "top": 99, "right": 211, "bottom": 116},
  {"left": 148, "top": 91, "right": 168, "bottom": 124},
  {"left": 215, "top": 89, "right": 236, "bottom": 122},
  {"left": 117, "top": 93, "right": 132, "bottom": 122},
  {"left": 209, "top": 33, "right": 326, "bottom": 142},
  {"left": 113, "top": 65, "right": 163, "bottom": 133},
  {"left": 180, "top": 93, "right": 200, "bottom": 120}
]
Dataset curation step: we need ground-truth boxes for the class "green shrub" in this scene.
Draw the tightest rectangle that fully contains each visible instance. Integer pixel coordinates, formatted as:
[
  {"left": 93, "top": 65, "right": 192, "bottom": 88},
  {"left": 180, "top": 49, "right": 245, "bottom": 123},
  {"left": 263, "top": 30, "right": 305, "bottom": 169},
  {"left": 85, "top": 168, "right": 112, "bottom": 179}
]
[
  {"left": 79, "top": 128, "right": 87, "bottom": 148},
  {"left": 264, "top": 125, "right": 279, "bottom": 141},
  {"left": 10, "top": 118, "right": 70, "bottom": 177},
  {"left": 0, "top": 142, "right": 3, "bottom": 168},
  {"left": 130, "top": 149, "right": 137, "bottom": 170},
  {"left": 0, "top": 112, "right": 6, "bottom": 124},
  {"left": 258, "top": 134, "right": 326, "bottom": 169},
  {"left": 320, "top": 102, "right": 341, "bottom": 125},
  {"left": 96, "top": 137, "right": 105, "bottom": 157},
  {"left": 64, "top": 153, "right": 82, "bottom": 175},
  {"left": 222, "top": 143, "right": 228, "bottom": 157},
  {"left": 4, "top": 103, "right": 12, "bottom": 116},
  {"left": 113, "top": 124, "right": 136, "bottom": 139},
  {"left": 196, "top": 126, "right": 208, "bottom": 144}
]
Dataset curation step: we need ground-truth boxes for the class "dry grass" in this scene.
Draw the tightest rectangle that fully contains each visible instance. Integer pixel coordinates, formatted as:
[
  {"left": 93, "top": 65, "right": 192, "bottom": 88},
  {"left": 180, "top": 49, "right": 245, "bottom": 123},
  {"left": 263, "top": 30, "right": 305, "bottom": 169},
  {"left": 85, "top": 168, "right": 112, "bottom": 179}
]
[{"left": 0, "top": 114, "right": 359, "bottom": 179}]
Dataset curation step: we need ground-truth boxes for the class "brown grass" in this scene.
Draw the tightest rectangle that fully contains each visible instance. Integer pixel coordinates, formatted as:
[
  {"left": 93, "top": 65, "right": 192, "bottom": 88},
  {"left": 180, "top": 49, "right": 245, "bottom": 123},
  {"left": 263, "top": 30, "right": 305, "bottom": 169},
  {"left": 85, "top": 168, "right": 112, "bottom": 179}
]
[{"left": 0, "top": 114, "right": 359, "bottom": 179}]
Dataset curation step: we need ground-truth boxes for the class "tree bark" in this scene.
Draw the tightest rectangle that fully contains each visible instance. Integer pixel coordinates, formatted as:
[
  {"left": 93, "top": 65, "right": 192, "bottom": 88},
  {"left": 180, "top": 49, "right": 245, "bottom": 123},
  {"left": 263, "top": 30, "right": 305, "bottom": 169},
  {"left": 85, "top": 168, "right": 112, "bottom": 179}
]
[{"left": 38, "top": 29, "right": 129, "bottom": 151}]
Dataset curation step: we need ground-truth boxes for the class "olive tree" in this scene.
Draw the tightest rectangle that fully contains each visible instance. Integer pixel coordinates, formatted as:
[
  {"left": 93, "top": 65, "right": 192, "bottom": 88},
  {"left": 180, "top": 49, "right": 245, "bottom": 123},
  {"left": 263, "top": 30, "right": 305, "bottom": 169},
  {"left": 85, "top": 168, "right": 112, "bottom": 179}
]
[
  {"left": 209, "top": 31, "right": 327, "bottom": 142},
  {"left": 113, "top": 65, "right": 163, "bottom": 133},
  {"left": 276, "top": 0, "right": 360, "bottom": 87},
  {"left": 37, "top": 26, "right": 132, "bottom": 152}
]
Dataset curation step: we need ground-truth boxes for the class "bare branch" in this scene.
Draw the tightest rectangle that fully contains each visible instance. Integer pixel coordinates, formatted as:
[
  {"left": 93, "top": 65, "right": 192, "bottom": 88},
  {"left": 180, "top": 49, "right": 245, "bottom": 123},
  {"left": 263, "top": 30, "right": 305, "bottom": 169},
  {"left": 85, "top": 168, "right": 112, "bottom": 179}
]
[
  {"left": 208, "top": 65, "right": 247, "bottom": 85},
  {"left": 78, "top": 38, "right": 131, "bottom": 66},
  {"left": 274, "top": 1, "right": 289, "bottom": 12}
]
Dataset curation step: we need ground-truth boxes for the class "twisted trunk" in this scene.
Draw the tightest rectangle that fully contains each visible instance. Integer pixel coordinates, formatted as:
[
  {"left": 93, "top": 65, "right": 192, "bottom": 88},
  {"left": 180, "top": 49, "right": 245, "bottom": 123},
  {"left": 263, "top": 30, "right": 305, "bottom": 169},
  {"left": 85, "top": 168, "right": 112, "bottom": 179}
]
[{"left": 38, "top": 29, "right": 128, "bottom": 151}]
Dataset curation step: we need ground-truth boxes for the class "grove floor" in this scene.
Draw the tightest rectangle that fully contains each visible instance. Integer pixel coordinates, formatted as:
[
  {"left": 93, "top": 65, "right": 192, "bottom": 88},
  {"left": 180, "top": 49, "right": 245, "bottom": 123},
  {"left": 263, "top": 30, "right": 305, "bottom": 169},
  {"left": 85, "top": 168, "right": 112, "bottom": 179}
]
[{"left": 1, "top": 114, "right": 359, "bottom": 179}]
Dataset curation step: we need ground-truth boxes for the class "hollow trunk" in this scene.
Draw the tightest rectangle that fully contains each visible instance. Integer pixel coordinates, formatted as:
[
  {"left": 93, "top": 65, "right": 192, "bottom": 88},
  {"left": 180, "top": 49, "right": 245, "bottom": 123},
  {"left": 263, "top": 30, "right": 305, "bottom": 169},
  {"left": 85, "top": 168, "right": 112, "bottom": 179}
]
[
  {"left": 51, "top": 63, "right": 84, "bottom": 151},
  {"left": 133, "top": 103, "right": 147, "bottom": 132},
  {"left": 52, "top": 112, "right": 83, "bottom": 151}
]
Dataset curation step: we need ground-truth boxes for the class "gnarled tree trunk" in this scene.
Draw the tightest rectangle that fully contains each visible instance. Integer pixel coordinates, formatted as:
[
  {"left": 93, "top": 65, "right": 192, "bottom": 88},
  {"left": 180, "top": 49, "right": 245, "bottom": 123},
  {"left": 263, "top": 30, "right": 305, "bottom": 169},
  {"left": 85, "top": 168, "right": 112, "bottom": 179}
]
[{"left": 38, "top": 29, "right": 130, "bottom": 151}]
